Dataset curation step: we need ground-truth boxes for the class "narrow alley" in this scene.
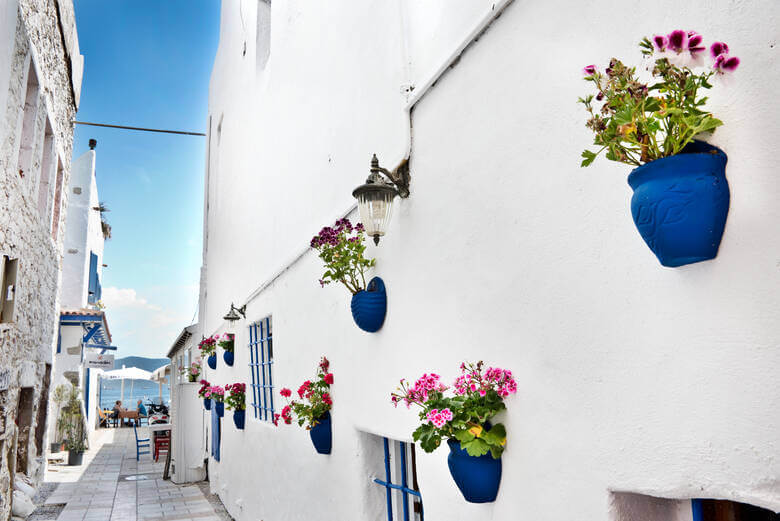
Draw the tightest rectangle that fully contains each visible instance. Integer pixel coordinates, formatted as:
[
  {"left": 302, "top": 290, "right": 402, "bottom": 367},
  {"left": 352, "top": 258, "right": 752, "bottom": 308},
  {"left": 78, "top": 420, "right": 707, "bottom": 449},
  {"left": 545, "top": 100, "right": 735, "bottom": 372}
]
[{"left": 33, "top": 429, "right": 228, "bottom": 521}]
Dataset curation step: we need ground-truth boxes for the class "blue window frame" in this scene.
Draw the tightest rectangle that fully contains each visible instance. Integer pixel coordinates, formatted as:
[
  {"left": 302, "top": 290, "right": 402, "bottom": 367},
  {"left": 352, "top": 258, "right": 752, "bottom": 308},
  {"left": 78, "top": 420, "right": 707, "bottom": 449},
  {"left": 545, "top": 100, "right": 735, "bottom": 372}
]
[
  {"left": 373, "top": 437, "right": 423, "bottom": 521},
  {"left": 248, "top": 316, "right": 274, "bottom": 421}
]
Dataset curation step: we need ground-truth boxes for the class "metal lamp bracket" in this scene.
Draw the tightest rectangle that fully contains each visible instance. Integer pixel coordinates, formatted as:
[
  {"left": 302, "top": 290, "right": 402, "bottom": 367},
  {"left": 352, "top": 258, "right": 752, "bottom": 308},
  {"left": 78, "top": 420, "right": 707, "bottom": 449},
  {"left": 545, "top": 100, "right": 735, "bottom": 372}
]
[
  {"left": 231, "top": 303, "right": 246, "bottom": 318},
  {"left": 371, "top": 154, "right": 410, "bottom": 198}
]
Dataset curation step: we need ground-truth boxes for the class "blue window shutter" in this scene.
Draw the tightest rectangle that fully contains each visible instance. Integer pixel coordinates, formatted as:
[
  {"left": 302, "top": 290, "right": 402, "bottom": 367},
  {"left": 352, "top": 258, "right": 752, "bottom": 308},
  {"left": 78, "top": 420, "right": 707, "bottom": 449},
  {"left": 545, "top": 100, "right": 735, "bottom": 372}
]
[
  {"left": 87, "top": 252, "right": 98, "bottom": 303},
  {"left": 85, "top": 368, "right": 90, "bottom": 420},
  {"left": 211, "top": 405, "right": 220, "bottom": 461}
]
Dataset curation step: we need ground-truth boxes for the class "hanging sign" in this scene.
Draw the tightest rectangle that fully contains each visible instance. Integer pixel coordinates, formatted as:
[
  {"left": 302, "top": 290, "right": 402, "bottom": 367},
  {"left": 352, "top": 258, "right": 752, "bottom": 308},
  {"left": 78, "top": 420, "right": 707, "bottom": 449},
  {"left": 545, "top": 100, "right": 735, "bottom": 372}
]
[
  {"left": 85, "top": 353, "right": 115, "bottom": 370},
  {"left": 0, "top": 369, "right": 10, "bottom": 391}
]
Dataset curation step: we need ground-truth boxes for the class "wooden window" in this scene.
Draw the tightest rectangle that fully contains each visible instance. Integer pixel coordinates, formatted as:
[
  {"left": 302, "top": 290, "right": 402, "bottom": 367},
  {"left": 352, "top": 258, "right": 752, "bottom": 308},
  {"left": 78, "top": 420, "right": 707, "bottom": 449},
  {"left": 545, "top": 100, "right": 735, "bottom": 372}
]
[{"left": 0, "top": 256, "right": 19, "bottom": 323}]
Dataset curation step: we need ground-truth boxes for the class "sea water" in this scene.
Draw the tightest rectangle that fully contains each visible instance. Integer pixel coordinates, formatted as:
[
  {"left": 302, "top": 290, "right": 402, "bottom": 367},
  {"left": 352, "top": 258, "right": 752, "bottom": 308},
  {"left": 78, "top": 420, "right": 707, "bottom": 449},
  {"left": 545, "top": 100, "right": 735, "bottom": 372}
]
[{"left": 99, "top": 379, "right": 170, "bottom": 409}]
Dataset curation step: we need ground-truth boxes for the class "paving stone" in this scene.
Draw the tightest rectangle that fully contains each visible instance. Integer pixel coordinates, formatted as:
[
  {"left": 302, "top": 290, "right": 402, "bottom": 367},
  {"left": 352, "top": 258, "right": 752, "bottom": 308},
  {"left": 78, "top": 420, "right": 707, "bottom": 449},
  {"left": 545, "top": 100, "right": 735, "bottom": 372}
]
[{"left": 24, "top": 429, "right": 231, "bottom": 521}]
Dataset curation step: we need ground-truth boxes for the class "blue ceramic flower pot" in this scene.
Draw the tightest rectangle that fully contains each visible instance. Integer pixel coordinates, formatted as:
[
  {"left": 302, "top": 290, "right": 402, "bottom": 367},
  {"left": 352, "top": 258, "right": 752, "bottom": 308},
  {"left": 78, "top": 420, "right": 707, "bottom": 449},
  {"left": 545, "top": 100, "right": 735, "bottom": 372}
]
[
  {"left": 215, "top": 401, "right": 224, "bottom": 418},
  {"left": 447, "top": 439, "right": 502, "bottom": 503},
  {"left": 207, "top": 354, "right": 217, "bottom": 370},
  {"left": 628, "top": 141, "right": 729, "bottom": 267},
  {"left": 203, "top": 398, "right": 211, "bottom": 411},
  {"left": 233, "top": 409, "right": 245, "bottom": 430},
  {"left": 223, "top": 351, "right": 234, "bottom": 367},
  {"left": 309, "top": 412, "right": 332, "bottom": 454},
  {"left": 350, "top": 277, "right": 387, "bottom": 333}
]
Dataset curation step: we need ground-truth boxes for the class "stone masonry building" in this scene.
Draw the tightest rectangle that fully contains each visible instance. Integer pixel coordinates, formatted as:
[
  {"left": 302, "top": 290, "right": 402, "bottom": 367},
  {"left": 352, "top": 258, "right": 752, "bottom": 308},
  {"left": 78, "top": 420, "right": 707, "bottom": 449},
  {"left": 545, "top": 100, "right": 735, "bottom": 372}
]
[{"left": 0, "top": 1, "right": 82, "bottom": 519}]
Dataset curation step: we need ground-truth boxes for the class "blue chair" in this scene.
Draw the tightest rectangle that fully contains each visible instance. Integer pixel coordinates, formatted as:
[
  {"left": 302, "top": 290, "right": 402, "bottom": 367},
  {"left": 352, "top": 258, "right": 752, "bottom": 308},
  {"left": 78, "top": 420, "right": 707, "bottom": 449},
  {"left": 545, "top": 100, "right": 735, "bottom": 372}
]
[{"left": 133, "top": 424, "right": 151, "bottom": 461}]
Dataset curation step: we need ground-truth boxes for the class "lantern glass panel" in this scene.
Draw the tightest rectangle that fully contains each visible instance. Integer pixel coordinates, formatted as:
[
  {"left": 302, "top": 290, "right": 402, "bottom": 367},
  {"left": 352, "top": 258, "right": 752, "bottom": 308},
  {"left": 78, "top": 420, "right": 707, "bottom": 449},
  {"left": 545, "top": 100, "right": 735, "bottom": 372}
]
[{"left": 357, "top": 190, "right": 394, "bottom": 240}]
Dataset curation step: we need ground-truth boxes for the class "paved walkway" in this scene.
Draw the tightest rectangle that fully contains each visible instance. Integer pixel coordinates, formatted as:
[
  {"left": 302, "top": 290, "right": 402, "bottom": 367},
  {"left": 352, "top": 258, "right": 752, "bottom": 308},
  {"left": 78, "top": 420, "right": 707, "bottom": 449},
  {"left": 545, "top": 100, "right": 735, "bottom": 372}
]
[{"left": 38, "top": 428, "right": 225, "bottom": 521}]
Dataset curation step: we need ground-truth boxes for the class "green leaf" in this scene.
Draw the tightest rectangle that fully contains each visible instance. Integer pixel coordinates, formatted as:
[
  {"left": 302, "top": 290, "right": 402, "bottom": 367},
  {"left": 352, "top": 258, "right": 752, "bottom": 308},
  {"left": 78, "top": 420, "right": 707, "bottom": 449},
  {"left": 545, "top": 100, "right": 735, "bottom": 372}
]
[
  {"left": 481, "top": 423, "right": 507, "bottom": 448},
  {"left": 612, "top": 107, "right": 634, "bottom": 126},
  {"left": 580, "top": 149, "right": 597, "bottom": 167},
  {"left": 454, "top": 429, "right": 475, "bottom": 444},
  {"left": 461, "top": 438, "right": 490, "bottom": 457}
]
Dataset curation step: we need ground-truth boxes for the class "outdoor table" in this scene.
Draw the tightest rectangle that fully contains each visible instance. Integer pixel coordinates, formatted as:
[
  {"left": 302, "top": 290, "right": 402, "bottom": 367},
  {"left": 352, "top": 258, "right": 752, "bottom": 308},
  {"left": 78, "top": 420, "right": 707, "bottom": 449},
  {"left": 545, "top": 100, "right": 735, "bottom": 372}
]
[{"left": 119, "top": 409, "right": 139, "bottom": 426}]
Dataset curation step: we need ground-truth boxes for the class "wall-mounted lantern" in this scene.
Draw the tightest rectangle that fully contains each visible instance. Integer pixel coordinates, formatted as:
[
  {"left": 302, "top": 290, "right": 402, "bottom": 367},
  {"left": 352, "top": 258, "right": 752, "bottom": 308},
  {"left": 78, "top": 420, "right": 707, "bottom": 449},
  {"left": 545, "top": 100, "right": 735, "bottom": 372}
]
[
  {"left": 352, "top": 154, "right": 409, "bottom": 245},
  {"left": 223, "top": 303, "right": 246, "bottom": 322}
]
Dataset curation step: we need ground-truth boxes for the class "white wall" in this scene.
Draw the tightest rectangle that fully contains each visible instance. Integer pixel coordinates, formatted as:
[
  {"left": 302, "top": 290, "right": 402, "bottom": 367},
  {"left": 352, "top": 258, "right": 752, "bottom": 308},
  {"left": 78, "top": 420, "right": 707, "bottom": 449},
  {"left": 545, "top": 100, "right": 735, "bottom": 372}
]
[
  {"left": 169, "top": 336, "right": 207, "bottom": 484},
  {"left": 198, "top": 1, "right": 780, "bottom": 520},
  {"left": 61, "top": 148, "right": 104, "bottom": 309}
]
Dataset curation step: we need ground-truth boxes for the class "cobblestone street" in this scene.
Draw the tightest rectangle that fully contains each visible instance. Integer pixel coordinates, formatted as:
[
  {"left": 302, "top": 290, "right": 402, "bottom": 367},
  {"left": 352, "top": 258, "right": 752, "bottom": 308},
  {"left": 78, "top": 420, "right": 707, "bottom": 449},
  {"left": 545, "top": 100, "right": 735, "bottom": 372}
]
[{"left": 32, "top": 429, "right": 229, "bottom": 521}]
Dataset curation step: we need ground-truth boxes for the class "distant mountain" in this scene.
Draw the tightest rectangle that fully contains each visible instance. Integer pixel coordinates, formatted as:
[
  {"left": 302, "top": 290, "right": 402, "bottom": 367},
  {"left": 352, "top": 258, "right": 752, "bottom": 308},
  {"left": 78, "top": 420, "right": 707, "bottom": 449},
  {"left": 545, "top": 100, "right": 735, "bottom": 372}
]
[{"left": 113, "top": 356, "right": 169, "bottom": 372}]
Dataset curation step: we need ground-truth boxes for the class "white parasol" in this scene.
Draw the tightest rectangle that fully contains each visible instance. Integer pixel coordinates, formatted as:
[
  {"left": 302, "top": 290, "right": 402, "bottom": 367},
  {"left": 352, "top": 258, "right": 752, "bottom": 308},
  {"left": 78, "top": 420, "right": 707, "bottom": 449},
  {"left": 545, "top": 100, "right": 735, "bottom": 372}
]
[
  {"left": 101, "top": 365, "right": 153, "bottom": 404},
  {"left": 150, "top": 364, "right": 171, "bottom": 404}
]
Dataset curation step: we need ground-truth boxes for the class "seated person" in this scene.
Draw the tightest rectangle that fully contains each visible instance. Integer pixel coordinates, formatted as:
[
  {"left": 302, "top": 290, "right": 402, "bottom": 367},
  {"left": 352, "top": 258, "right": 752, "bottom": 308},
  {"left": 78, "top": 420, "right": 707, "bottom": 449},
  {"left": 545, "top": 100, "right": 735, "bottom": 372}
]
[
  {"left": 137, "top": 399, "right": 147, "bottom": 418},
  {"left": 110, "top": 400, "right": 122, "bottom": 419}
]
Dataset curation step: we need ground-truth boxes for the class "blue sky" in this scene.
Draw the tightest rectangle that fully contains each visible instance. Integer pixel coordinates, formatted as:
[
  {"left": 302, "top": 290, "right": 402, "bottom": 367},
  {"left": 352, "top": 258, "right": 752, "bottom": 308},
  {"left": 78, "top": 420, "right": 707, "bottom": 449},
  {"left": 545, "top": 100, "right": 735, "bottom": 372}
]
[{"left": 73, "top": 1, "right": 220, "bottom": 357}]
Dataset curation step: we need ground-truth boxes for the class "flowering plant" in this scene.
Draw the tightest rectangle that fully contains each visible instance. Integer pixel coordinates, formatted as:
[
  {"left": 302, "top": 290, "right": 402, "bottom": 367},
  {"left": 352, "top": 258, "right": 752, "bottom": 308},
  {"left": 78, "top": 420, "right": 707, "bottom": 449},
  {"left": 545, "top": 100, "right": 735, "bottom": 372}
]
[
  {"left": 197, "top": 379, "right": 211, "bottom": 399},
  {"left": 224, "top": 383, "right": 246, "bottom": 411},
  {"left": 218, "top": 333, "right": 234, "bottom": 353},
  {"left": 198, "top": 335, "right": 217, "bottom": 357},
  {"left": 580, "top": 30, "right": 739, "bottom": 167},
  {"left": 276, "top": 357, "right": 333, "bottom": 428},
  {"left": 310, "top": 218, "right": 375, "bottom": 295},
  {"left": 205, "top": 385, "right": 225, "bottom": 403},
  {"left": 186, "top": 360, "right": 201, "bottom": 382},
  {"left": 391, "top": 361, "right": 517, "bottom": 459}
]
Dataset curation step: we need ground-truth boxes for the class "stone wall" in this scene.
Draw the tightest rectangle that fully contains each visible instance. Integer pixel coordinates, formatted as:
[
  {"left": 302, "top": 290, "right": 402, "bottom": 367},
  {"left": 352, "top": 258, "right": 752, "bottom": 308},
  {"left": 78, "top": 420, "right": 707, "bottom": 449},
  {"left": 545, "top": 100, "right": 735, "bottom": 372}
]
[{"left": 0, "top": 1, "right": 81, "bottom": 519}]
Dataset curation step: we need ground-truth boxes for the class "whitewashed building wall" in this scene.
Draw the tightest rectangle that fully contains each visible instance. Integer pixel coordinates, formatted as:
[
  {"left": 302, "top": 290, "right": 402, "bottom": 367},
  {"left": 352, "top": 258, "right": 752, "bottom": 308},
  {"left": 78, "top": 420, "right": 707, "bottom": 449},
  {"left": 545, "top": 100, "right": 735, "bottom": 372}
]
[
  {"left": 61, "top": 148, "right": 105, "bottom": 310},
  {"left": 52, "top": 145, "right": 110, "bottom": 446},
  {"left": 0, "top": 0, "right": 82, "bottom": 517},
  {"left": 197, "top": 1, "right": 780, "bottom": 520}
]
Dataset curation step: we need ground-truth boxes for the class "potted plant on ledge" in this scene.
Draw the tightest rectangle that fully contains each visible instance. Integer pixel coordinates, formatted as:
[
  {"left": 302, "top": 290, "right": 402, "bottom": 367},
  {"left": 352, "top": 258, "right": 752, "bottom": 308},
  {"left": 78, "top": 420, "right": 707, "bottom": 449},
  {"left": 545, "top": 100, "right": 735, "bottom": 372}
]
[
  {"left": 199, "top": 335, "right": 218, "bottom": 369},
  {"left": 219, "top": 334, "right": 235, "bottom": 366},
  {"left": 277, "top": 357, "right": 334, "bottom": 454},
  {"left": 579, "top": 31, "right": 739, "bottom": 267},
  {"left": 391, "top": 361, "right": 517, "bottom": 503},
  {"left": 198, "top": 380, "right": 211, "bottom": 410},
  {"left": 185, "top": 359, "right": 201, "bottom": 383},
  {"left": 225, "top": 382, "right": 246, "bottom": 429},
  {"left": 311, "top": 218, "right": 386, "bottom": 332}
]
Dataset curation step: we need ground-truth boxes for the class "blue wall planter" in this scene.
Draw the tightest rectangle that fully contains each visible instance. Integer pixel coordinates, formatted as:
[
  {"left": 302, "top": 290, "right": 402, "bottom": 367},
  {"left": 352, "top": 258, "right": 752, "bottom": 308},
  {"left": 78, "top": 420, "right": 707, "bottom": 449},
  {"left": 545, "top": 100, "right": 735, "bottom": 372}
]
[
  {"left": 628, "top": 141, "right": 729, "bottom": 267},
  {"left": 309, "top": 411, "right": 332, "bottom": 454},
  {"left": 207, "top": 354, "right": 217, "bottom": 370},
  {"left": 447, "top": 439, "right": 502, "bottom": 503},
  {"left": 350, "top": 277, "right": 387, "bottom": 333},
  {"left": 203, "top": 398, "right": 211, "bottom": 411},
  {"left": 233, "top": 409, "right": 245, "bottom": 430},
  {"left": 223, "top": 351, "right": 234, "bottom": 367},
  {"left": 215, "top": 401, "right": 224, "bottom": 418}
]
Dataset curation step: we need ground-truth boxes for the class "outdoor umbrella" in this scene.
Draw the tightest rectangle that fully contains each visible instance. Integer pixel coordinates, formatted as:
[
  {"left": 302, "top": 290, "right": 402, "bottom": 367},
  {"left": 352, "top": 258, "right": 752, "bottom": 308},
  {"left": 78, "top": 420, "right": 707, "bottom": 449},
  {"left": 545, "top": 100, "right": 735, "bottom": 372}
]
[
  {"left": 150, "top": 364, "right": 171, "bottom": 404},
  {"left": 101, "top": 365, "right": 153, "bottom": 405}
]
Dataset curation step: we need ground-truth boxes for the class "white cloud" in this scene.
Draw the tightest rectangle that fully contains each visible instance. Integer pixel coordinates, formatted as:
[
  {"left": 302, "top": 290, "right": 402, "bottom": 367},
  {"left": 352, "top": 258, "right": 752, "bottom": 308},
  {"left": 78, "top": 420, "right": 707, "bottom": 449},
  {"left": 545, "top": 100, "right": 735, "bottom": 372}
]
[
  {"left": 102, "top": 286, "right": 198, "bottom": 357},
  {"left": 102, "top": 287, "right": 161, "bottom": 311}
]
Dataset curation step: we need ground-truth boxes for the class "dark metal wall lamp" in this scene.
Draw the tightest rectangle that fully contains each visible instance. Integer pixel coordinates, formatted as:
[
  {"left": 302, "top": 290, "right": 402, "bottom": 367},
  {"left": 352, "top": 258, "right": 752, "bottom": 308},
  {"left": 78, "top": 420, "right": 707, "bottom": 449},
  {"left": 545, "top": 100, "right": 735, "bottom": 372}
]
[
  {"left": 352, "top": 154, "right": 410, "bottom": 245},
  {"left": 223, "top": 303, "right": 247, "bottom": 322}
]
